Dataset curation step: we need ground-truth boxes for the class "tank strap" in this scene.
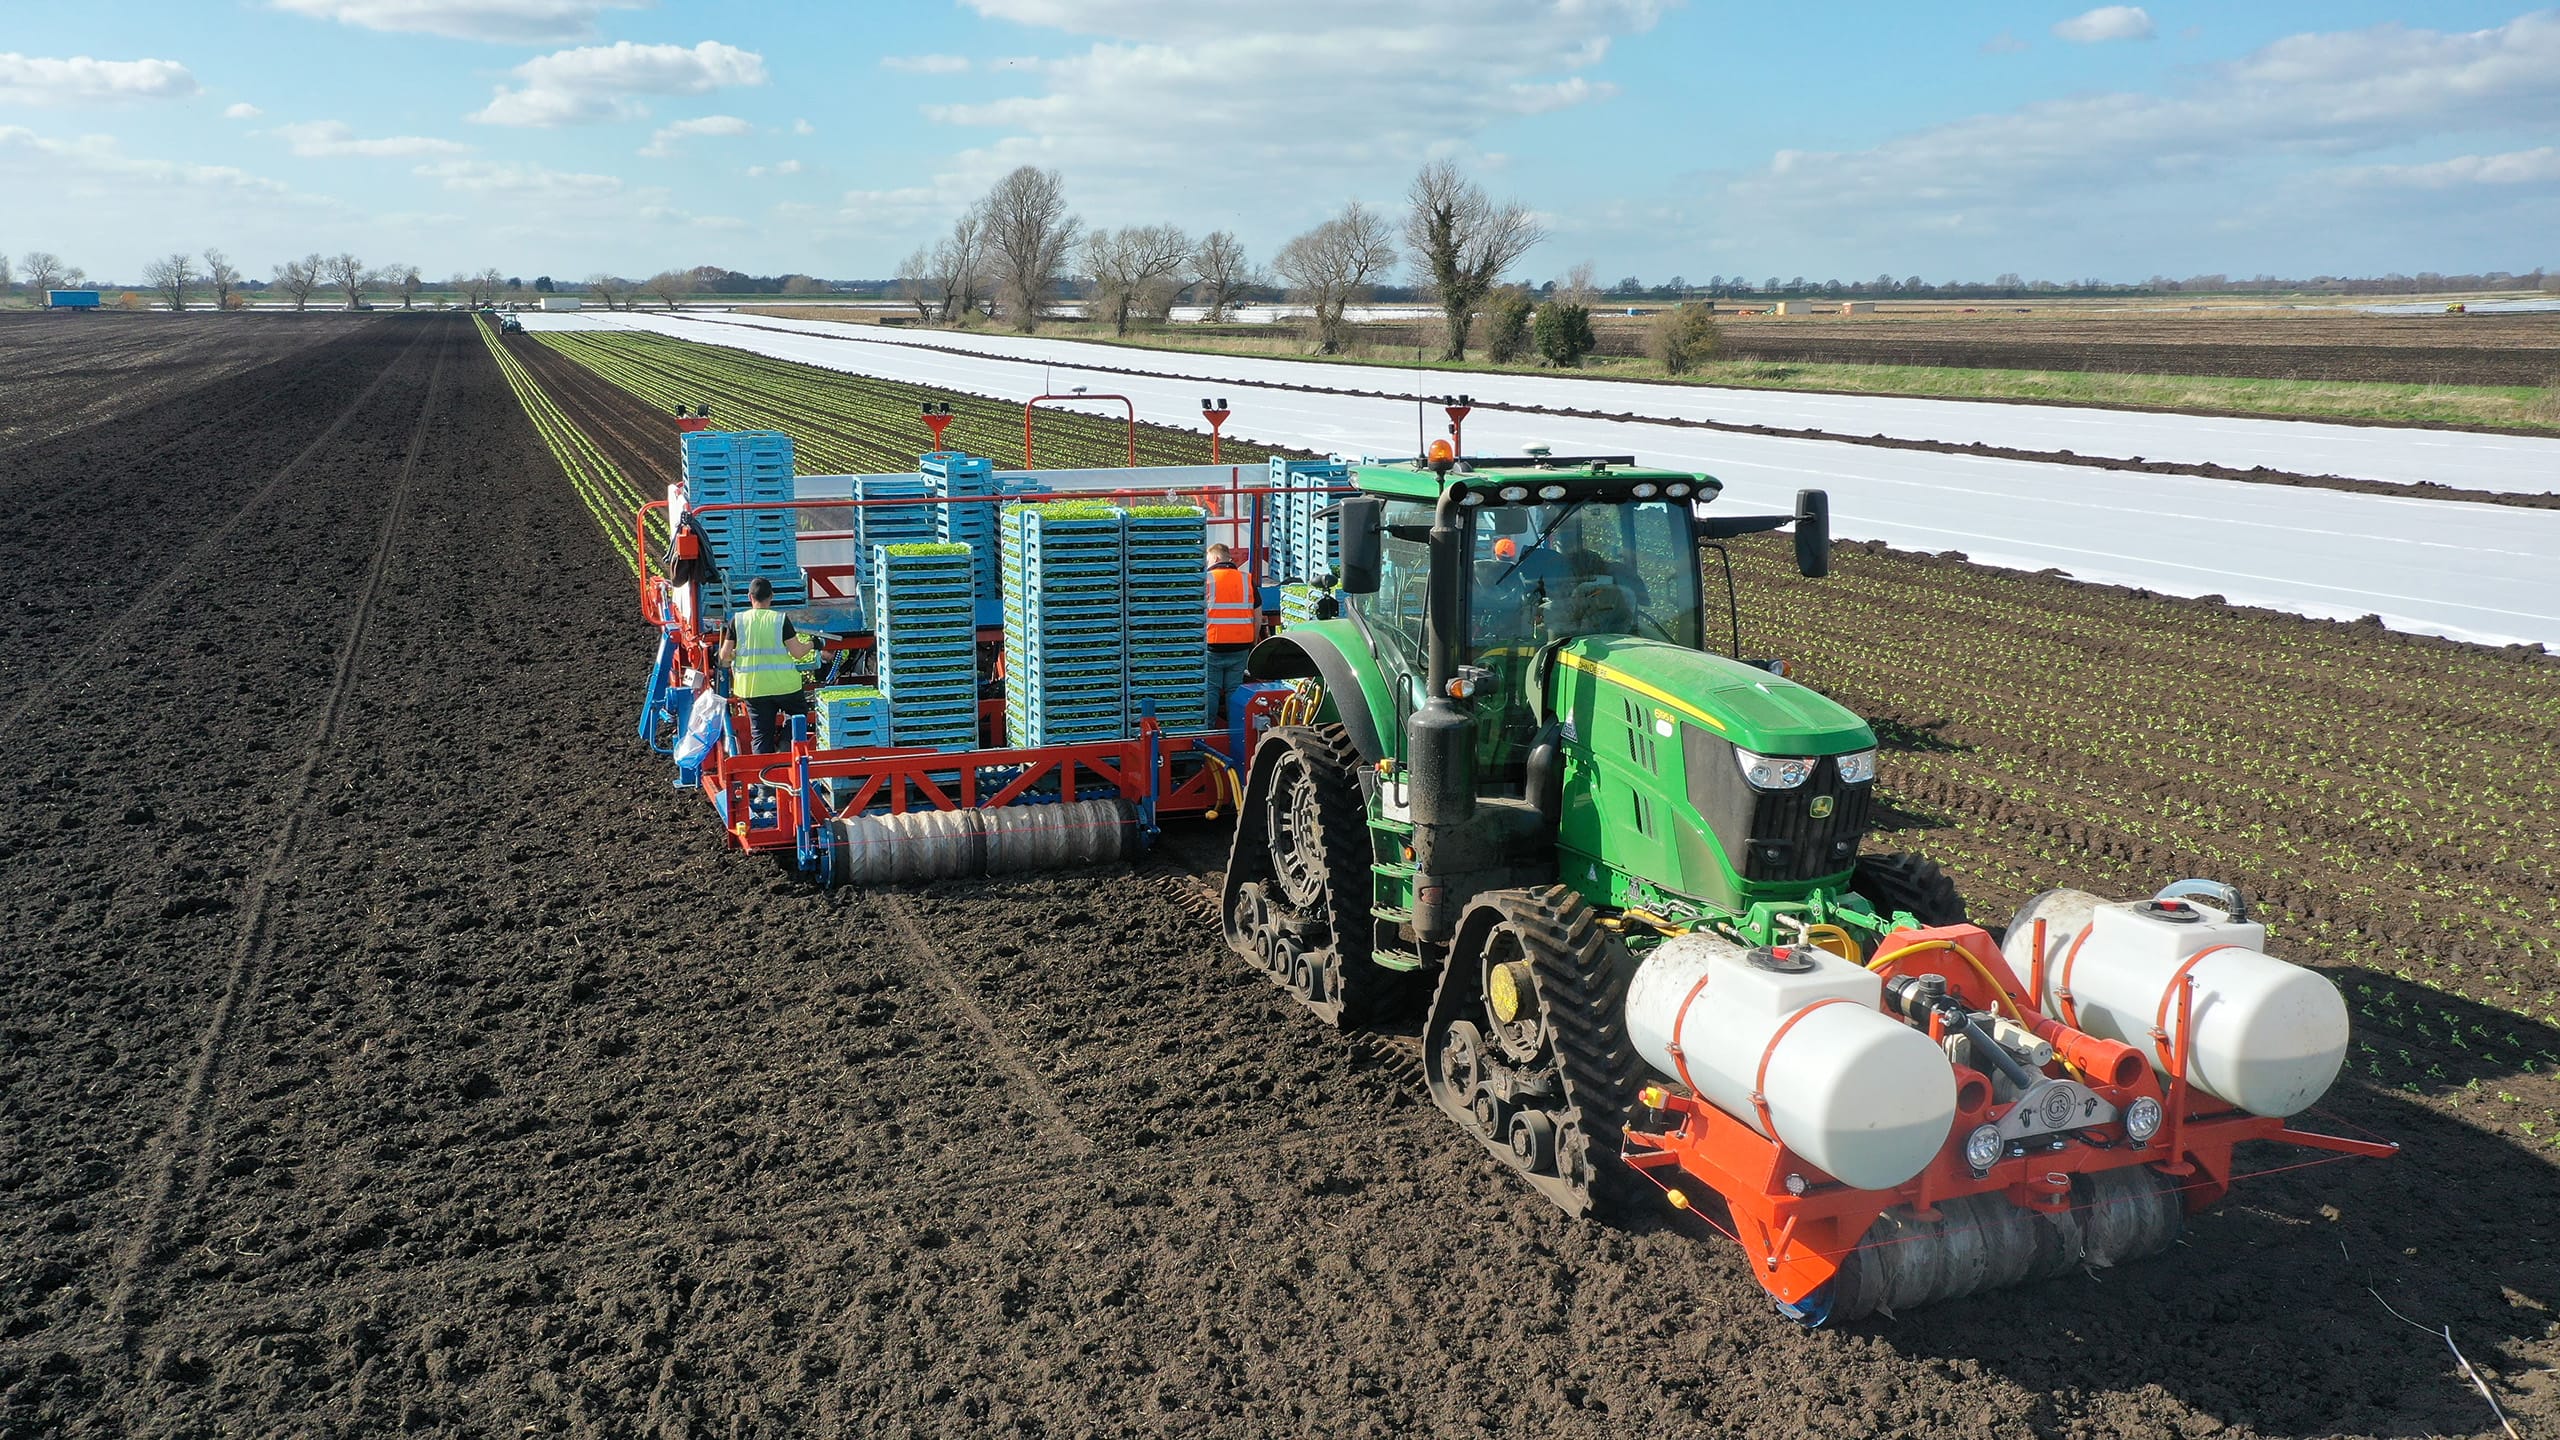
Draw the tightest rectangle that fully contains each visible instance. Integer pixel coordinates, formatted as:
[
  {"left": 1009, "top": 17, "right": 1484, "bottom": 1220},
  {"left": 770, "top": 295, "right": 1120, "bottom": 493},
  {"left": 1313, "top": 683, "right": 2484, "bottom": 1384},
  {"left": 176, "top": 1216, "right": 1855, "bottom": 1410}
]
[
  {"left": 2055, "top": 926, "right": 2096, "bottom": 1032},
  {"left": 2150, "top": 943, "right": 2240, "bottom": 1074},
  {"left": 1750, "top": 997, "right": 1861, "bottom": 1139},
  {"left": 1666, "top": 972, "right": 1714, "bottom": 1097}
]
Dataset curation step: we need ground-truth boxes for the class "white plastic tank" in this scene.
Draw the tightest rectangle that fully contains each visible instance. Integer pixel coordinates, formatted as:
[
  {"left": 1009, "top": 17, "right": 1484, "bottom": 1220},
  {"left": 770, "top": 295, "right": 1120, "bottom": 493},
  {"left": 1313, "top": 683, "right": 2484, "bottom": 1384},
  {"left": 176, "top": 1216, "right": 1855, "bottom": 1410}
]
[
  {"left": 2001, "top": 890, "right": 2348, "bottom": 1118},
  {"left": 1625, "top": 934, "right": 1956, "bottom": 1190}
]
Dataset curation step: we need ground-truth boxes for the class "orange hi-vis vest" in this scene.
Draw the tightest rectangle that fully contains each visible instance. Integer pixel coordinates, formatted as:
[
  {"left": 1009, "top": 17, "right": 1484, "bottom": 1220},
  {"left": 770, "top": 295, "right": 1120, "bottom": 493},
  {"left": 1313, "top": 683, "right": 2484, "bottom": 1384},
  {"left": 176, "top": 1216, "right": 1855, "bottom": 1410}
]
[{"left": 1206, "top": 565, "right": 1258, "bottom": 645}]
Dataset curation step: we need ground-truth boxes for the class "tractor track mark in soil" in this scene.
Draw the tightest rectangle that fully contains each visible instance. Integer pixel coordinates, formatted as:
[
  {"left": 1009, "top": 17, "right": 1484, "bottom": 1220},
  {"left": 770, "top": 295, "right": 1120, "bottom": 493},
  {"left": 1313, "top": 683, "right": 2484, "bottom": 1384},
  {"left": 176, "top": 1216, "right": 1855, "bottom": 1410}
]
[
  {"left": 873, "top": 891, "right": 1098, "bottom": 1160},
  {"left": 102, "top": 322, "right": 453, "bottom": 1337},
  {"left": 1143, "top": 860, "right": 1432, "bottom": 1093},
  {"left": 673, "top": 315, "right": 2555, "bottom": 507},
  {"left": 0, "top": 321, "right": 436, "bottom": 736}
]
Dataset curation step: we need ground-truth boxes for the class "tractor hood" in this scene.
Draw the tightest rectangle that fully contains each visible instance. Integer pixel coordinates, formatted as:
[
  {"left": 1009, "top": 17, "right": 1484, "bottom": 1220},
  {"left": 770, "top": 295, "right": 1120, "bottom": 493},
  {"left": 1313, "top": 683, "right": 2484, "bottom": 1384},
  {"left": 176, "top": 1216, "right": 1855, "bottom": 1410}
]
[{"left": 1553, "top": 636, "right": 1873, "bottom": 756}]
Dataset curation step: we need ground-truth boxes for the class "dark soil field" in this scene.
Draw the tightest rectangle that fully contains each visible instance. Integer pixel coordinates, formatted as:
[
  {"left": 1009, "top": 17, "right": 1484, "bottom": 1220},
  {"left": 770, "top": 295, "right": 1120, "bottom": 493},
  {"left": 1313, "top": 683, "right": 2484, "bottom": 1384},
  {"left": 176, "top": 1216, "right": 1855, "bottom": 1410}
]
[
  {"left": 0, "top": 313, "right": 372, "bottom": 458},
  {"left": 2, "top": 313, "right": 2553, "bottom": 1439}
]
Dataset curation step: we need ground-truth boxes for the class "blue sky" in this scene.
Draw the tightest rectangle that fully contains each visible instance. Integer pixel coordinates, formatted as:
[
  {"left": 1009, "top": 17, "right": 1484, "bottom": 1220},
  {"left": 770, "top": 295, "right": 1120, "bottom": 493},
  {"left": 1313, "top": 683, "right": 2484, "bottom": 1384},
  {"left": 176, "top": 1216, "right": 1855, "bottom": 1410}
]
[{"left": 5, "top": 2, "right": 2556, "bottom": 286}]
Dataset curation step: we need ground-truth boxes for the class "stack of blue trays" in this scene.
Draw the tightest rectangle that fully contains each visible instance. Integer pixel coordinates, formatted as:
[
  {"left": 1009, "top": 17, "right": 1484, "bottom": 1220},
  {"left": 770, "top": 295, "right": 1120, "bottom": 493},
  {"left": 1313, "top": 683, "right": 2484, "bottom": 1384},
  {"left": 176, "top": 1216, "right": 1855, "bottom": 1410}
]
[
  {"left": 872, "top": 544, "right": 980, "bottom": 755},
  {"left": 1280, "top": 581, "right": 1333, "bottom": 629},
  {"left": 686, "top": 431, "right": 803, "bottom": 615},
  {"left": 1122, "top": 505, "right": 1210, "bottom": 733},
  {"left": 1002, "top": 503, "right": 1126, "bottom": 748},
  {"left": 813, "top": 685, "right": 884, "bottom": 803},
  {"left": 925, "top": 451, "right": 1003, "bottom": 628},
  {"left": 1263, "top": 457, "right": 1346, "bottom": 584},
  {"left": 852, "top": 474, "right": 937, "bottom": 599}
]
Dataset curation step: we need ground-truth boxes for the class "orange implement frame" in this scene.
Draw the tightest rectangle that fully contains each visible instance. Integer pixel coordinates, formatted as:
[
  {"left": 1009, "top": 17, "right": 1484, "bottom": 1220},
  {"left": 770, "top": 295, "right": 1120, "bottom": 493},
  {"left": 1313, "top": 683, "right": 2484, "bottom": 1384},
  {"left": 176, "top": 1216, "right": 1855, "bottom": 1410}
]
[{"left": 1620, "top": 924, "right": 2397, "bottom": 1308}]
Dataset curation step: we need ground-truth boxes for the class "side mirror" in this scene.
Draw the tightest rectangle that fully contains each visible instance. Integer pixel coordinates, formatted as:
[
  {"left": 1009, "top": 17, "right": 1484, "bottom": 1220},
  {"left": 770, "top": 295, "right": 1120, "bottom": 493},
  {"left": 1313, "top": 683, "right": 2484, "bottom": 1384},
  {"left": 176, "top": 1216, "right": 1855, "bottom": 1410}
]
[
  {"left": 1794, "top": 489, "right": 1830, "bottom": 579},
  {"left": 1336, "top": 496, "right": 1384, "bottom": 594}
]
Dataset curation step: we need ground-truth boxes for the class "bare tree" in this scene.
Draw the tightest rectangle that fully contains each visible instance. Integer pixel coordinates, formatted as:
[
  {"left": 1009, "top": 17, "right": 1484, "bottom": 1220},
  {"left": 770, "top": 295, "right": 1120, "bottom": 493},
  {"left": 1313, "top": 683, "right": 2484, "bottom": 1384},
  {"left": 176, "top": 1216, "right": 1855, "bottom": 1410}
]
[
  {"left": 1190, "top": 230, "right": 1256, "bottom": 322},
  {"left": 142, "top": 252, "right": 193, "bottom": 311},
  {"left": 23, "top": 251, "right": 74, "bottom": 295},
  {"left": 475, "top": 268, "right": 505, "bottom": 307},
  {"left": 646, "top": 270, "right": 689, "bottom": 310},
  {"left": 895, "top": 246, "right": 936, "bottom": 322},
  {"left": 273, "top": 254, "right": 322, "bottom": 310},
  {"left": 1559, "top": 260, "right": 1598, "bottom": 307},
  {"left": 926, "top": 205, "right": 988, "bottom": 323},
  {"left": 1081, "top": 223, "right": 1190, "bottom": 336},
  {"left": 383, "top": 264, "right": 422, "bottom": 308},
  {"left": 325, "top": 253, "right": 369, "bottom": 309},
  {"left": 0, "top": 252, "right": 14, "bottom": 297},
  {"left": 1403, "top": 160, "right": 1544, "bottom": 361},
  {"left": 978, "top": 165, "right": 1078, "bottom": 332},
  {"left": 582, "top": 272, "right": 623, "bottom": 310},
  {"left": 203, "top": 248, "right": 240, "bottom": 310},
  {"left": 1271, "top": 200, "right": 1398, "bottom": 355}
]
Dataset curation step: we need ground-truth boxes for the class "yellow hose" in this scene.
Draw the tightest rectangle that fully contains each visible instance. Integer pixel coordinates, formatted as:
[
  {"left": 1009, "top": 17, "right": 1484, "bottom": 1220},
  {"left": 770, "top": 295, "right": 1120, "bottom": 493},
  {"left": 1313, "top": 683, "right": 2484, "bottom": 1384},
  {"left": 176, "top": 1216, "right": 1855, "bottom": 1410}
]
[{"left": 1801, "top": 923, "right": 1863, "bottom": 964}]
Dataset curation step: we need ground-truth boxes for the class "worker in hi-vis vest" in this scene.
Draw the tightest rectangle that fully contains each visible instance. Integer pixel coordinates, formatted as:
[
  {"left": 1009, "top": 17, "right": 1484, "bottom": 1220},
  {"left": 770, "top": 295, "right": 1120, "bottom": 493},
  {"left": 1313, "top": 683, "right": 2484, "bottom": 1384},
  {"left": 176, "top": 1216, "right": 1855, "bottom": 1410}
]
[
  {"left": 718, "top": 575, "right": 814, "bottom": 754},
  {"left": 1205, "top": 543, "right": 1258, "bottom": 721}
]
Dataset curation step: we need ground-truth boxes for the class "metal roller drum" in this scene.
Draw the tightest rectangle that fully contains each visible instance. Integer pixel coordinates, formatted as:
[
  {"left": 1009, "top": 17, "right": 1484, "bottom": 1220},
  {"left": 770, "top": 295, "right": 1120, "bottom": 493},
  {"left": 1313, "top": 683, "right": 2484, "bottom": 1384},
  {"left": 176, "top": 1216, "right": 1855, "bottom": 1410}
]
[
  {"left": 824, "top": 800, "right": 1135, "bottom": 886},
  {"left": 981, "top": 800, "right": 1134, "bottom": 873},
  {"left": 1821, "top": 1166, "right": 2182, "bottom": 1321}
]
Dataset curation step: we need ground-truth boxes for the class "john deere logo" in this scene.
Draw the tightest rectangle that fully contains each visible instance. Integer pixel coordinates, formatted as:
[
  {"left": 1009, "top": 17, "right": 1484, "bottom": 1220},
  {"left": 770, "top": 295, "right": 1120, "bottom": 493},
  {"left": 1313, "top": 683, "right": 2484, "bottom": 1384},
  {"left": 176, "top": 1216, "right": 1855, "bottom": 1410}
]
[{"left": 1808, "top": 795, "right": 1836, "bottom": 819}]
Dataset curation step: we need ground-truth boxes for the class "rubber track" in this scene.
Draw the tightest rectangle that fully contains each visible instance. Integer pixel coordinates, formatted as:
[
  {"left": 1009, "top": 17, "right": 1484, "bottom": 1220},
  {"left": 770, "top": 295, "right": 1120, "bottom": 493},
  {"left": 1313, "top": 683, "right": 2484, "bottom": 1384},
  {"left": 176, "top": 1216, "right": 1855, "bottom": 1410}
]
[
  {"left": 104, "top": 321, "right": 452, "bottom": 1336},
  {"left": 0, "top": 322, "right": 437, "bottom": 735}
]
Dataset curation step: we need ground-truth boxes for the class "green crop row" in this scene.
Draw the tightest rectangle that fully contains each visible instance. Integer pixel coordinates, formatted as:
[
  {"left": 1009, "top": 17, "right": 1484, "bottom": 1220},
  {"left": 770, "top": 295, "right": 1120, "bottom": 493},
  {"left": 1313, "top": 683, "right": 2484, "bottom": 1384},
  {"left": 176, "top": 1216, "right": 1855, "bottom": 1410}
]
[
  {"left": 529, "top": 330, "right": 1301, "bottom": 475},
  {"left": 478, "top": 317, "right": 656, "bottom": 572}
]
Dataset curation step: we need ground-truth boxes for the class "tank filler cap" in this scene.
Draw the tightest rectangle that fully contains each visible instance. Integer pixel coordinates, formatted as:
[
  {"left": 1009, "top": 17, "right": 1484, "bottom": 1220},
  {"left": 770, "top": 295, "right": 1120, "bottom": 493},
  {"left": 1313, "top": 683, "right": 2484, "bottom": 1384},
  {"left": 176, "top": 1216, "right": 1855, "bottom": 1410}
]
[
  {"left": 2133, "top": 899, "right": 2204, "bottom": 924},
  {"left": 1746, "top": 945, "right": 1819, "bottom": 974}
]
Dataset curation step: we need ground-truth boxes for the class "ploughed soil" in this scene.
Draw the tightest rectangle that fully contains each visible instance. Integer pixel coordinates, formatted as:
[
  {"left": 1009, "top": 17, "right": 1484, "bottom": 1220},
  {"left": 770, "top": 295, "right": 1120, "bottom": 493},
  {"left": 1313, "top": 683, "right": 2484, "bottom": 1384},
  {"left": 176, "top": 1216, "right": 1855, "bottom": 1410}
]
[
  {"left": 2, "top": 313, "right": 2555, "bottom": 1438},
  {"left": 0, "top": 312, "right": 373, "bottom": 458}
]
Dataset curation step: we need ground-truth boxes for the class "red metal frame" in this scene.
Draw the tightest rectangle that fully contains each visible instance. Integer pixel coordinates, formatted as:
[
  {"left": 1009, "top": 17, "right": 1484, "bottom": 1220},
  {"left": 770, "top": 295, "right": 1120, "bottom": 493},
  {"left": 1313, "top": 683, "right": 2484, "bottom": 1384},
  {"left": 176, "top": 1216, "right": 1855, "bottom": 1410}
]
[
  {"left": 1024, "top": 393, "right": 1137, "bottom": 468},
  {"left": 1621, "top": 923, "right": 2396, "bottom": 1307}
]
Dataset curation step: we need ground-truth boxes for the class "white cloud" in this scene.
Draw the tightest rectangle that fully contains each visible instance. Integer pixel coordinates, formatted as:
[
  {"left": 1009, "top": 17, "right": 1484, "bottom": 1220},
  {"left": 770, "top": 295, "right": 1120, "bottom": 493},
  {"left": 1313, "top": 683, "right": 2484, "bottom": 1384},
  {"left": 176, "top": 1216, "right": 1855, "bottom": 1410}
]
[
  {"left": 269, "top": 0, "right": 647, "bottom": 43},
  {"left": 638, "top": 112, "right": 752, "bottom": 157},
  {"left": 0, "top": 124, "right": 286, "bottom": 193},
  {"left": 882, "top": 54, "right": 970, "bottom": 74},
  {"left": 792, "top": 117, "right": 813, "bottom": 135},
  {"left": 415, "top": 157, "right": 623, "bottom": 195},
  {"left": 2053, "top": 6, "right": 2153, "bottom": 44},
  {"left": 849, "top": 0, "right": 1662, "bottom": 253},
  {"left": 2335, "top": 146, "right": 2560, "bottom": 189},
  {"left": 470, "top": 40, "right": 767, "bottom": 127},
  {"left": 746, "top": 158, "right": 802, "bottom": 177},
  {"left": 1716, "top": 10, "right": 2560, "bottom": 262},
  {"left": 225, "top": 102, "right": 264, "bottom": 119},
  {"left": 273, "top": 118, "right": 470, "bottom": 157},
  {"left": 0, "top": 54, "right": 198, "bottom": 105}
]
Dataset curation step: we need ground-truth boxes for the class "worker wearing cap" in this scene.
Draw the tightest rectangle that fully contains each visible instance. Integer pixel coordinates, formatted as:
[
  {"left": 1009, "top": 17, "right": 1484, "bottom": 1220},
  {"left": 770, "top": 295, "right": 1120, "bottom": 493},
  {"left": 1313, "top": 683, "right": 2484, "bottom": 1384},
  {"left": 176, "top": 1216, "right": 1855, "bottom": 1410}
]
[
  {"left": 719, "top": 576, "right": 813, "bottom": 753},
  {"left": 1205, "top": 543, "right": 1258, "bottom": 721}
]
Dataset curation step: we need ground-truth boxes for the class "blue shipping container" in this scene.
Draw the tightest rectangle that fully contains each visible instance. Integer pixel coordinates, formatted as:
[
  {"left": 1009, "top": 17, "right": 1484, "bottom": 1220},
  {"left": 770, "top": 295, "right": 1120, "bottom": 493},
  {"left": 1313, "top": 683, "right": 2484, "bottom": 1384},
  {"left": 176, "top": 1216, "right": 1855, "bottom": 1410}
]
[{"left": 47, "top": 290, "right": 101, "bottom": 309}]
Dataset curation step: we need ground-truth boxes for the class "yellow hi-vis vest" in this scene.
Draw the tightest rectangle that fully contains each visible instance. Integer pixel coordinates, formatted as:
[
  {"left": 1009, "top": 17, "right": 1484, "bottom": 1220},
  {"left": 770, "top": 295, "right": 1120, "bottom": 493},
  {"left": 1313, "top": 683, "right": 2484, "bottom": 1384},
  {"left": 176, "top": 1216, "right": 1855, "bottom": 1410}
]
[{"left": 731, "top": 607, "right": 801, "bottom": 698}]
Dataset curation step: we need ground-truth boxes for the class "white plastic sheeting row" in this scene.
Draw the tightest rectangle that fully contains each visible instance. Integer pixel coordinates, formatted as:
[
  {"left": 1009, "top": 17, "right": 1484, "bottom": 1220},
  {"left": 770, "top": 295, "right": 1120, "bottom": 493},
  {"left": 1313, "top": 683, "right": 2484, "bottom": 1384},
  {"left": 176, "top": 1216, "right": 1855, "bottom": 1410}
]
[
  {"left": 647, "top": 310, "right": 2560, "bottom": 496},
  {"left": 518, "top": 310, "right": 2560, "bottom": 648}
]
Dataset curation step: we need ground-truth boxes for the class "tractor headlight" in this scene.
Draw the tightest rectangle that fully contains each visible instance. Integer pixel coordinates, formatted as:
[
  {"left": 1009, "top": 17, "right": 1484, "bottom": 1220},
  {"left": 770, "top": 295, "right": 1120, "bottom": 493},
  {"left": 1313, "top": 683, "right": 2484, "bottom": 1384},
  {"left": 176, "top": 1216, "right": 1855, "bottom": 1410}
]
[
  {"left": 1964, "top": 1123, "right": 2004, "bottom": 1173},
  {"left": 1536, "top": 483, "right": 1568, "bottom": 501},
  {"left": 1631, "top": 482, "right": 1659, "bottom": 499},
  {"left": 1499, "top": 484, "right": 1530, "bottom": 502},
  {"left": 1733, "top": 747, "right": 1813, "bottom": 790},
  {"left": 2123, "top": 1095, "right": 2163, "bottom": 1142},
  {"left": 1457, "top": 490, "right": 1484, "bottom": 506},
  {"left": 1834, "top": 748, "right": 1878, "bottom": 784},
  {"left": 1664, "top": 482, "right": 1693, "bottom": 498}
]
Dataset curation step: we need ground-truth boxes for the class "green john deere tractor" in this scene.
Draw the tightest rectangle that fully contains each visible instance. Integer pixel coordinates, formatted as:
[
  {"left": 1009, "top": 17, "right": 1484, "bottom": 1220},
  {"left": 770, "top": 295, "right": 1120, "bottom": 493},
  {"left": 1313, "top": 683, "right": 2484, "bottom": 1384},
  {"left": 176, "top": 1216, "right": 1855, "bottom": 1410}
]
[{"left": 1221, "top": 451, "right": 1960, "bottom": 1213}]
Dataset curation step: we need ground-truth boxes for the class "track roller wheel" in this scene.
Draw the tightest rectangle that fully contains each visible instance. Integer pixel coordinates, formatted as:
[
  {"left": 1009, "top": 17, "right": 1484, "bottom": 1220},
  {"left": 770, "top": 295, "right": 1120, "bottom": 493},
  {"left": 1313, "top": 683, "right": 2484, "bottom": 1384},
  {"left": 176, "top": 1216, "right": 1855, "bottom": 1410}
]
[
  {"left": 1852, "top": 851, "right": 1971, "bottom": 928},
  {"left": 1219, "top": 725, "right": 1413, "bottom": 1028},
  {"left": 1423, "top": 885, "right": 1641, "bottom": 1217}
]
